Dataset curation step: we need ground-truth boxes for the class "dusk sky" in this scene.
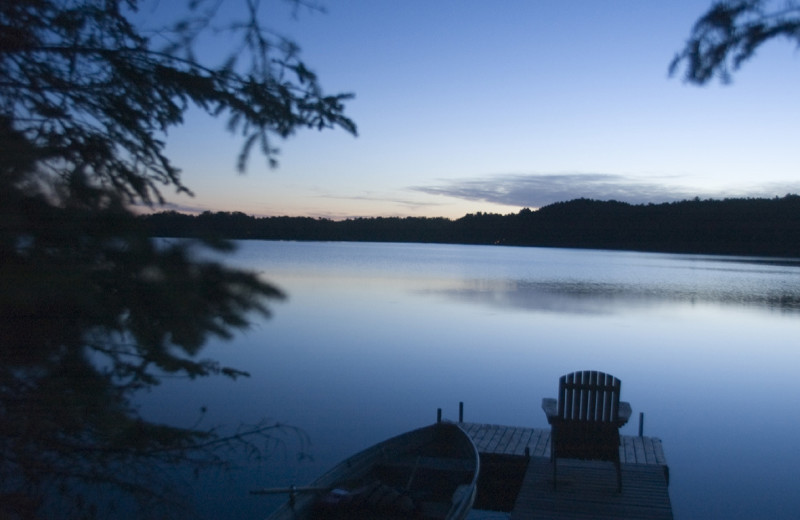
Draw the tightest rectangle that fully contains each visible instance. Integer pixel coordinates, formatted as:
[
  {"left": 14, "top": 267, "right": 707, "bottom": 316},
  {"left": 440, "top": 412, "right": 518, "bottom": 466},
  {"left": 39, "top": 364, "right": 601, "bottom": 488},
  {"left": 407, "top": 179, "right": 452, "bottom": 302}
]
[{"left": 156, "top": 1, "right": 800, "bottom": 219}]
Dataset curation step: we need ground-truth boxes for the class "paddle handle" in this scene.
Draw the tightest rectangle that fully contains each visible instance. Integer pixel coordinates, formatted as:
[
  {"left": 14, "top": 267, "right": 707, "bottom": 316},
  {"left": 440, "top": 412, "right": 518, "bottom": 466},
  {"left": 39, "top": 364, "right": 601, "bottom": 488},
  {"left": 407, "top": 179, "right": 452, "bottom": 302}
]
[{"left": 250, "top": 485, "right": 329, "bottom": 495}]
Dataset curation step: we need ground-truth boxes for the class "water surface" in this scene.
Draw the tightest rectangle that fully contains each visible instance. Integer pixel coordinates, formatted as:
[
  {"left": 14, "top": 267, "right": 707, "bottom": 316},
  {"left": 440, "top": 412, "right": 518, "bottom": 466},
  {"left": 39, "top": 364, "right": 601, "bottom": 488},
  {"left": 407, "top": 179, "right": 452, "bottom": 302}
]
[{"left": 139, "top": 241, "right": 800, "bottom": 519}]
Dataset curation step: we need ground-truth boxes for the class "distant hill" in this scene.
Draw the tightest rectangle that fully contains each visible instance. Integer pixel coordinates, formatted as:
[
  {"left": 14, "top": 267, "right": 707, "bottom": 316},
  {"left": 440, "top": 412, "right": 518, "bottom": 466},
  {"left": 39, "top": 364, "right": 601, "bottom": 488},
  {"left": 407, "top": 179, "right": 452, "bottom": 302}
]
[{"left": 140, "top": 195, "right": 800, "bottom": 258}]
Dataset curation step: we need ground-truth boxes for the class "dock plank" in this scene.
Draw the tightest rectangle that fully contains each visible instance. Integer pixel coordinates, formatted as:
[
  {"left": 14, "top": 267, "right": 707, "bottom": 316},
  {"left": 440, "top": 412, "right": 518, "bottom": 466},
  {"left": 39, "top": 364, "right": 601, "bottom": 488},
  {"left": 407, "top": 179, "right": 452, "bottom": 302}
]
[
  {"left": 623, "top": 436, "right": 637, "bottom": 463},
  {"left": 634, "top": 436, "right": 647, "bottom": 464},
  {"left": 643, "top": 437, "right": 656, "bottom": 464},
  {"left": 527, "top": 428, "right": 545, "bottom": 457},
  {"left": 507, "top": 428, "right": 528, "bottom": 456},
  {"left": 482, "top": 426, "right": 498, "bottom": 448},
  {"left": 494, "top": 426, "right": 512, "bottom": 455},
  {"left": 652, "top": 439, "right": 667, "bottom": 465},
  {"left": 502, "top": 427, "right": 521, "bottom": 455}
]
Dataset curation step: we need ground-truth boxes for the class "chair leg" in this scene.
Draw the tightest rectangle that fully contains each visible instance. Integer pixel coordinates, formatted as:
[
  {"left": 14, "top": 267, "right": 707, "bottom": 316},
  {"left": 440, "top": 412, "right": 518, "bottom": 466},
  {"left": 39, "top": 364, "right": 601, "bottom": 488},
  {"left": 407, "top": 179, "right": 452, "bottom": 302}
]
[{"left": 553, "top": 457, "right": 558, "bottom": 490}]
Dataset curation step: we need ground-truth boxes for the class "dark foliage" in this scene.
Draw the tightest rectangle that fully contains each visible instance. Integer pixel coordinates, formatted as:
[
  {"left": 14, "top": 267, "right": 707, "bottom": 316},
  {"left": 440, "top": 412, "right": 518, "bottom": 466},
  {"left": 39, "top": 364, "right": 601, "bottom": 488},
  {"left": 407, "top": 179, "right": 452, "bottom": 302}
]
[
  {"left": 671, "top": 0, "right": 800, "bottom": 83},
  {"left": 0, "top": 1, "right": 354, "bottom": 518},
  {"left": 142, "top": 195, "right": 800, "bottom": 258}
]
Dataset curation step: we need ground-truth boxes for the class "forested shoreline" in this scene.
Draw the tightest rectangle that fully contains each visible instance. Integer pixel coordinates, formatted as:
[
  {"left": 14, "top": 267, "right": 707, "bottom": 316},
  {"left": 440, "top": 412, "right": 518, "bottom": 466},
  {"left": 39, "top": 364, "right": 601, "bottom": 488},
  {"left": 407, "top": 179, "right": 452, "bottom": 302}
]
[{"left": 141, "top": 195, "right": 800, "bottom": 258}]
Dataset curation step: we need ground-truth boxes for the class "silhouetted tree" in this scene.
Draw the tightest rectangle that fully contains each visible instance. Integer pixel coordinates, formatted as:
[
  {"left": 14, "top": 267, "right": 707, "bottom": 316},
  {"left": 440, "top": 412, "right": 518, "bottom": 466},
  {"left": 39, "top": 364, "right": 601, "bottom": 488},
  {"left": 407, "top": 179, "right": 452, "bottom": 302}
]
[
  {"left": 671, "top": 0, "right": 800, "bottom": 83},
  {"left": 140, "top": 197, "right": 800, "bottom": 256},
  {"left": 0, "top": 1, "right": 355, "bottom": 517}
]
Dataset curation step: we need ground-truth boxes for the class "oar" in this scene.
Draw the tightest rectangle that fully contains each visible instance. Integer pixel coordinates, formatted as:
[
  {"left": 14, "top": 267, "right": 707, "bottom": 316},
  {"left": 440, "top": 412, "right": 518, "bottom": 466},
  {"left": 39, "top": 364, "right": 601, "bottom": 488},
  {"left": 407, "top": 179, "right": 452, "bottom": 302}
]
[{"left": 250, "top": 485, "right": 330, "bottom": 495}]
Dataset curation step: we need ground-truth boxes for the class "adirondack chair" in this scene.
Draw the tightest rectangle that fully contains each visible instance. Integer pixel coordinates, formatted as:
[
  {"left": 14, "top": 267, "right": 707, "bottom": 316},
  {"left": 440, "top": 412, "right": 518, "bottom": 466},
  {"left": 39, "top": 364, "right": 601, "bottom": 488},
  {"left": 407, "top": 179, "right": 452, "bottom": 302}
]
[{"left": 541, "top": 370, "right": 632, "bottom": 492}]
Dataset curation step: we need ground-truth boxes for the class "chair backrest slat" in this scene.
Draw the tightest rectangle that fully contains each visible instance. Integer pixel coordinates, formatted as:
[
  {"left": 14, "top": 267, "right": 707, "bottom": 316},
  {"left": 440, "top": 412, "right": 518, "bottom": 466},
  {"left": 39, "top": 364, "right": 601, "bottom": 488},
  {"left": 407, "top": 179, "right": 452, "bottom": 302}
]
[
  {"left": 557, "top": 370, "right": 621, "bottom": 423},
  {"left": 587, "top": 371, "right": 598, "bottom": 421}
]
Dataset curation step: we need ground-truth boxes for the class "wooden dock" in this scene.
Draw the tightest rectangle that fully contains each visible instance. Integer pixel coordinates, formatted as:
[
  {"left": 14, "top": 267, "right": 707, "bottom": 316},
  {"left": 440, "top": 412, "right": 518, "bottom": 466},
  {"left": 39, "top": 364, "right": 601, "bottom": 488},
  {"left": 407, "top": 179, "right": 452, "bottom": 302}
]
[{"left": 460, "top": 423, "right": 672, "bottom": 520}]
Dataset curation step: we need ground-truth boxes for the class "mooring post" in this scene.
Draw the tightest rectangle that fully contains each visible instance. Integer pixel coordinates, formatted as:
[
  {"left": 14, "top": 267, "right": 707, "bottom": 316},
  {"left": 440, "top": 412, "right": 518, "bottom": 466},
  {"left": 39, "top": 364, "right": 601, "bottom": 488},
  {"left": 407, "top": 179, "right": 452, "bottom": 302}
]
[
  {"left": 638, "top": 412, "right": 644, "bottom": 437},
  {"left": 437, "top": 408, "right": 442, "bottom": 423},
  {"left": 458, "top": 401, "right": 464, "bottom": 423}
]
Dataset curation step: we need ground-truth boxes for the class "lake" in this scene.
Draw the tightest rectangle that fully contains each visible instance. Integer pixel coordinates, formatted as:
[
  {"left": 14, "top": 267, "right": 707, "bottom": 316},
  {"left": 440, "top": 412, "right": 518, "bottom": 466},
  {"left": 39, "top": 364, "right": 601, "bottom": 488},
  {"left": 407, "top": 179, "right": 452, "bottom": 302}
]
[{"left": 138, "top": 240, "right": 800, "bottom": 519}]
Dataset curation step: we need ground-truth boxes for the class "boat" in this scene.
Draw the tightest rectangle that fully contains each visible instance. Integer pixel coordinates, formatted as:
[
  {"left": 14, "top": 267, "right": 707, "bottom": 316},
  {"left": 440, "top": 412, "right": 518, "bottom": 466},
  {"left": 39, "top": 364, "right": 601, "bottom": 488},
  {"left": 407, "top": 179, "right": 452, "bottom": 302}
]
[{"left": 260, "top": 421, "right": 480, "bottom": 520}]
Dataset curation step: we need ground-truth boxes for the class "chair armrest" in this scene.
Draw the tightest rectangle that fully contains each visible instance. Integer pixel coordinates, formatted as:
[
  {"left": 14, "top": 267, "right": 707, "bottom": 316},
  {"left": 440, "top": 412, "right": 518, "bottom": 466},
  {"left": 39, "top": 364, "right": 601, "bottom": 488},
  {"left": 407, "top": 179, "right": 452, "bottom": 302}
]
[
  {"left": 542, "top": 398, "right": 557, "bottom": 423},
  {"left": 617, "top": 401, "right": 632, "bottom": 426}
]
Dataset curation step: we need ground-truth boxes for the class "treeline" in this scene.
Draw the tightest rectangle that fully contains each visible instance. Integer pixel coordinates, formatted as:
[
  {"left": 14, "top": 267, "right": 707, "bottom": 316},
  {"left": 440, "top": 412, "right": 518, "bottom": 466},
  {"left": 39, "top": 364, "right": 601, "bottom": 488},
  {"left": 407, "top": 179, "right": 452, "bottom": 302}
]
[{"left": 140, "top": 195, "right": 800, "bottom": 257}]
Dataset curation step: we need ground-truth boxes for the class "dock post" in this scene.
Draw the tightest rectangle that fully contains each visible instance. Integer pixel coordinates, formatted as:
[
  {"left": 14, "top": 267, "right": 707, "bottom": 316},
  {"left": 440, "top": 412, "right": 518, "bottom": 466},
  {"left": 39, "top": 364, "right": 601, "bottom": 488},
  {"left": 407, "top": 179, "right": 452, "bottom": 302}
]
[
  {"left": 459, "top": 401, "right": 464, "bottom": 423},
  {"left": 638, "top": 412, "right": 644, "bottom": 437},
  {"left": 437, "top": 408, "right": 442, "bottom": 423}
]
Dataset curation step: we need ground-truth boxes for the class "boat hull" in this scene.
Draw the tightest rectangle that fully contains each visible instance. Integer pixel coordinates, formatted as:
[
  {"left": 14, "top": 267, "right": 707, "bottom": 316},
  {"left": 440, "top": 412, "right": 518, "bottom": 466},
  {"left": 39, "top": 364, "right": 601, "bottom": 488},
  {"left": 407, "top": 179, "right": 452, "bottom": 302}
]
[{"left": 266, "top": 422, "right": 479, "bottom": 520}]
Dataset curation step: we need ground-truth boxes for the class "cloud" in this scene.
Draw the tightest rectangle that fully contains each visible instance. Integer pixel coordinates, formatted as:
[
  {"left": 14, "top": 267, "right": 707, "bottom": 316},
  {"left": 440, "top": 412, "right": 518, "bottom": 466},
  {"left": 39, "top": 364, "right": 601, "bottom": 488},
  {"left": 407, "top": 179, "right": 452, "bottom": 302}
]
[
  {"left": 317, "top": 191, "right": 447, "bottom": 211},
  {"left": 411, "top": 173, "right": 705, "bottom": 208},
  {"left": 134, "top": 200, "right": 216, "bottom": 215}
]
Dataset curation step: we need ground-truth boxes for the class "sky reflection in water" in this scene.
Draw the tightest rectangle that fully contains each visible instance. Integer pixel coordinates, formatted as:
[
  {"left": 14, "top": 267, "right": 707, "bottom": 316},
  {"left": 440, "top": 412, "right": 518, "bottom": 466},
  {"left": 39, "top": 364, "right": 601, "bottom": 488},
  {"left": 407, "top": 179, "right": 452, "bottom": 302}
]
[{"left": 139, "top": 241, "right": 800, "bottom": 519}]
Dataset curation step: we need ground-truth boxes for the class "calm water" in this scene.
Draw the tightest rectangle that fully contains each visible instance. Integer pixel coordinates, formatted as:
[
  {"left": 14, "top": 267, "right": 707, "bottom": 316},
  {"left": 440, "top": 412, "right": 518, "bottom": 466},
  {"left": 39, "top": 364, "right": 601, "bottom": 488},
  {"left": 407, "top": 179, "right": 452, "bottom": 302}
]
[{"left": 139, "top": 241, "right": 800, "bottom": 519}]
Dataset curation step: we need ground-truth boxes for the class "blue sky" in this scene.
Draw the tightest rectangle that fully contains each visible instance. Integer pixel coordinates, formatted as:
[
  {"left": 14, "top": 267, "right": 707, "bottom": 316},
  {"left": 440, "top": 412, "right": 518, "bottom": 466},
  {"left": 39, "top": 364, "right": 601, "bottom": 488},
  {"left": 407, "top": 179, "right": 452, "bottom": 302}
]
[{"left": 157, "top": 1, "right": 800, "bottom": 219}]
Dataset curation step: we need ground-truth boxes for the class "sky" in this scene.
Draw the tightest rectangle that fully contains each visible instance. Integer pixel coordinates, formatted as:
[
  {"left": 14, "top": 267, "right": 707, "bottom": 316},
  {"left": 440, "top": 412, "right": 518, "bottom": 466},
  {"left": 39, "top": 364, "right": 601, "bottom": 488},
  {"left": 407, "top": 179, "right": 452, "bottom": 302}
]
[{"left": 154, "top": 0, "right": 800, "bottom": 220}]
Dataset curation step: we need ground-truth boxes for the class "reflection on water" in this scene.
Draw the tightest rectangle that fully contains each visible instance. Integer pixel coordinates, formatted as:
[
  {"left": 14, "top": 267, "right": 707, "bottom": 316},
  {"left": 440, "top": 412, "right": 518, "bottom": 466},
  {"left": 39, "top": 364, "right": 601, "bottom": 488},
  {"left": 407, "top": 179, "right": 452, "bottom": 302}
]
[
  {"left": 140, "top": 241, "right": 800, "bottom": 520},
  {"left": 426, "top": 275, "right": 800, "bottom": 315}
]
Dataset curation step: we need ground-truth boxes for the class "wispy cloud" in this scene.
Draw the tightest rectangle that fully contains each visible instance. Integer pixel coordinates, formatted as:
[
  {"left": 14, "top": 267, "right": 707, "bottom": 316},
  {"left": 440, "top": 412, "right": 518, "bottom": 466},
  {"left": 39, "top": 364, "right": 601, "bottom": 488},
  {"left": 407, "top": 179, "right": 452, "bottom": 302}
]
[
  {"left": 411, "top": 173, "right": 706, "bottom": 208},
  {"left": 316, "top": 191, "right": 447, "bottom": 212},
  {"left": 132, "top": 200, "right": 212, "bottom": 215}
]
